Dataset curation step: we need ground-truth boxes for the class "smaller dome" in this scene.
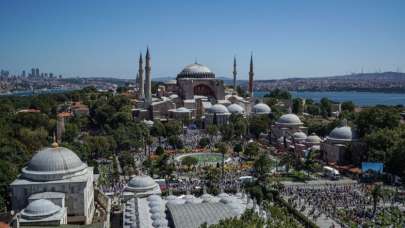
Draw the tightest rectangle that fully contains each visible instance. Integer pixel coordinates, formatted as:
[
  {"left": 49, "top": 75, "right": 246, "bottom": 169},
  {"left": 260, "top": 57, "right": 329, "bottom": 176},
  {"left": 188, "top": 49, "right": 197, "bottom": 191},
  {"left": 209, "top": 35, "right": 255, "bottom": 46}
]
[
  {"left": 128, "top": 176, "right": 158, "bottom": 190},
  {"left": 328, "top": 126, "right": 358, "bottom": 142},
  {"left": 207, "top": 104, "right": 229, "bottom": 114},
  {"left": 21, "top": 199, "right": 61, "bottom": 219},
  {"left": 227, "top": 104, "right": 245, "bottom": 114},
  {"left": 293, "top": 131, "right": 307, "bottom": 140},
  {"left": 306, "top": 133, "right": 322, "bottom": 144},
  {"left": 276, "top": 114, "right": 302, "bottom": 126},
  {"left": 252, "top": 103, "right": 271, "bottom": 114}
]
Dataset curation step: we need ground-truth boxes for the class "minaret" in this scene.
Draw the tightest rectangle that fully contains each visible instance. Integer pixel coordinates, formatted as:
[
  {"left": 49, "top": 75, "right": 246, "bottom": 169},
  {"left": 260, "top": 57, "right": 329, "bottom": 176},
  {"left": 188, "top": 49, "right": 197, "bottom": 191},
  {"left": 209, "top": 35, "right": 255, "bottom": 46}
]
[
  {"left": 138, "top": 53, "right": 144, "bottom": 99},
  {"left": 145, "top": 47, "right": 152, "bottom": 105},
  {"left": 248, "top": 53, "right": 254, "bottom": 97},
  {"left": 233, "top": 56, "right": 237, "bottom": 92}
]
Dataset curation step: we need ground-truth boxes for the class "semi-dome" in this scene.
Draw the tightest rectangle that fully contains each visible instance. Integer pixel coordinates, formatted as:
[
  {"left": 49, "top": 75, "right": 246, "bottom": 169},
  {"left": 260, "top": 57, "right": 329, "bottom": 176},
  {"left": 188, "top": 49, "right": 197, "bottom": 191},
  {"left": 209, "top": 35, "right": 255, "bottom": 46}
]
[
  {"left": 252, "top": 103, "right": 271, "bottom": 114},
  {"left": 306, "top": 133, "right": 322, "bottom": 144},
  {"left": 276, "top": 114, "right": 302, "bottom": 126},
  {"left": 177, "top": 63, "right": 215, "bottom": 79},
  {"left": 22, "top": 145, "right": 87, "bottom": 181},
  {"left": 293, "top": 131, "right": 307, "bottom": 141},
  {"left": 21, "top": 199, "right": 61, "bottom": 219},
  {"left": 327, "top": 126, "right": 358, "bottom": 142},
  {"left": 207, "top": 104, "right": 229, "bottom": 114},
  {"left": 227, "top": 103, "right": 245, "bottom": 114}
]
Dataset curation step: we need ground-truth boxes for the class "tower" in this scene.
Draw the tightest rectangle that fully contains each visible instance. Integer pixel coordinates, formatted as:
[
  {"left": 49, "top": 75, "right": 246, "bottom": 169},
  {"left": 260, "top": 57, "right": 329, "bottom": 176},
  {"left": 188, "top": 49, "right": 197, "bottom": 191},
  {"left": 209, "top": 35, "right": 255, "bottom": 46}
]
[
  {"left": 248, "top": 53, "right": 254, "bottom": 97},
  {"left": 138, "top": 53, "right": 145, "bottom": 99},
  {"left": 233, "top": 56, "right": 237, "bottom": 92},
  {"left": 144, "top": 47, "right": 152, "bottom": 105}
]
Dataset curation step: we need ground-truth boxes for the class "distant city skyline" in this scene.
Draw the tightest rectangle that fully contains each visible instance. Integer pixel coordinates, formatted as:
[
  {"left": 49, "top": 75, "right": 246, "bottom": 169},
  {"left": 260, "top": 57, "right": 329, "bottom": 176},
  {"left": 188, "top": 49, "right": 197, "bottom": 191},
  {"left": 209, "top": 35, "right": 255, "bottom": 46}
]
[{"left": 0, "top": 0, "right": 404, "bottom": 79}]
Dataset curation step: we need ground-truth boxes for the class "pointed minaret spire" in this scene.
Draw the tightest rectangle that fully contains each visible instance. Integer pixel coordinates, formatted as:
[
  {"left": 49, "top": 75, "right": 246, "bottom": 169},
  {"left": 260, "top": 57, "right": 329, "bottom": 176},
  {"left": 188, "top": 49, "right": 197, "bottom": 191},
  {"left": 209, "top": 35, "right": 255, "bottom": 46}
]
[
  {"left": 233, "top": 56, "right": 237, "bottom": 92},
  {"left": 145, "top": 47, "right": 152, "bottom": 105},
  {"left": 138, "top": 52, "right": 144, "bottom": 99},
  {"left": 248, "top": 52, "right": 254, "bottom": 97}
]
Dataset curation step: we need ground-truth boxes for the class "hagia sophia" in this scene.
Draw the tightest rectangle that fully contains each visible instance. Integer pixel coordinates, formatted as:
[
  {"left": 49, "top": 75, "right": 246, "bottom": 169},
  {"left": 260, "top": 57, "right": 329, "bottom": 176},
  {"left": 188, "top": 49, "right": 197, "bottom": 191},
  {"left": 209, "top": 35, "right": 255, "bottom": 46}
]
[{"left": 132, "top": 48, "right": 271, "bottom": 125}]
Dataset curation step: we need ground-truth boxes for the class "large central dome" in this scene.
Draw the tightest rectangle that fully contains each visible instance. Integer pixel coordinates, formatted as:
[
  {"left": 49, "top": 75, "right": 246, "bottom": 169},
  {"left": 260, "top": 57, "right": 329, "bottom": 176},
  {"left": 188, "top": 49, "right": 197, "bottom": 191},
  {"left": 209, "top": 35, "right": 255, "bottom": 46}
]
[
  {"left": 177, "top": 63, "right": 215, "bottom": 79},
  {"left": 22, "top": 145, "right": 88, "bottom": 181}
]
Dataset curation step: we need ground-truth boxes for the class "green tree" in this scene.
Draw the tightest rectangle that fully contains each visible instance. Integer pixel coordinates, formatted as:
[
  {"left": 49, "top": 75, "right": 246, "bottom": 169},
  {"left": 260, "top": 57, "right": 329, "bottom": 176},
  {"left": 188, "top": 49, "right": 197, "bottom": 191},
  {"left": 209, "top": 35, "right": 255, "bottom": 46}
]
[
  {"left": 355, "top": 107, "right": 400, "bottom": 137},
  {"left": 264, "top": 88, "right": 292, "bottom": 100},
  {"left": 320, "top": 97, "right": 332, "bottom": 117},
  {"left": 150, "top": 120, "right": 166, "bottom": 146},
  {"left": 341, "top": 101, "right": 355, "bottom": 112},
  {"left": 220, "top": 124, "right": 234, "bottom": 141},
  {"left": 292, "top": 98, "right": 303, "bottom": 114},
  {"left": 199, "top": 137, "right": 210, "bottom": 148},
  {"left": 254, "top": 154, "right": 273, "bottom": 183},
  {"left": 155, "top": 146, "right": 165, "bottom": 156},
  {"left": 181, "top": 156, "right": 198, "bottom": 171},
  {"left": 244, "top": 142, "right": 259, "bottom": 159},
  {"left": 249, "top": 116, "right": 269, "bottom": 139},
  {"left": 233, "top": 143, "right": 243, "bottom": 156}
]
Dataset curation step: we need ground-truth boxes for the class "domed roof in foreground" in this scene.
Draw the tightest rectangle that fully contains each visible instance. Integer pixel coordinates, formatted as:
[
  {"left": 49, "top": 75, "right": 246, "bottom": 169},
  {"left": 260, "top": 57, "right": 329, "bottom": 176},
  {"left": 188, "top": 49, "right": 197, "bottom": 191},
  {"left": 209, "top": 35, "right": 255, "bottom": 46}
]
[
  {"left": 207, "top": 104, "right": 230, "bottom": 114},
  {"left": 293, "top": 131, "right": 307, "bottom": 140},
  {"left": 227, "top": 103, "right": 244, "bottom": 114},
  {"left": 252, "top": 103, "right": 271, "bottom": 114},
  {"left": 22, "top": 145, "right": 87, "bottom": 181},
  {"left": 276, "top": 113, "right": 302, "bottom": 126},
  {"left": 177, "top": 63, "right": 215, "bottom": 79},
  {"left": 328, "top": 126, "right": 358, "bottom": 142},
  {"left": 21, "top": 199, "right": 61, "bottom": 219},
  {"left": 306, "top": 133, "right": 322, "bottom": 144},
  {"left": 128, "top": 175, "right": 158, "bottom": 190}
]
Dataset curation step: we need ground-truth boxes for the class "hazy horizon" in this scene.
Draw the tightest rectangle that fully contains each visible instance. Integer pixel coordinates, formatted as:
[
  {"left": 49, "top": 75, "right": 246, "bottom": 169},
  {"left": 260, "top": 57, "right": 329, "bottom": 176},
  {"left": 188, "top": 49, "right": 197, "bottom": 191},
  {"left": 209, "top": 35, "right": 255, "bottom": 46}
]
[{"left": 1, "top": 0, "right": 404, "bottom": 80}]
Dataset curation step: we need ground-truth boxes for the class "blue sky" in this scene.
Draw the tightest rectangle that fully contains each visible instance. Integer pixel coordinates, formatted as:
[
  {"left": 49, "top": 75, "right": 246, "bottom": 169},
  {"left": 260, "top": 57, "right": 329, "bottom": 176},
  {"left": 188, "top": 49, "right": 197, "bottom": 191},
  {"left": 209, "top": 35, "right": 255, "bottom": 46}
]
[{"left": 0, "top": 0, "right": 404, "bottom": 79}]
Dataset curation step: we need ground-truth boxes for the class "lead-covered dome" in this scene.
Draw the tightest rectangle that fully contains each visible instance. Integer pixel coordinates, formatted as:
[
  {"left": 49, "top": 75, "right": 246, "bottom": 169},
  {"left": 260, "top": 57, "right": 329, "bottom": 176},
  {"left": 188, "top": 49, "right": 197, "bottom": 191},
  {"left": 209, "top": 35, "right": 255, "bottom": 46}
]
[
  {"left": 227, "top": 103, "right": 245, "bottom": 114},
  {"left": 327, "top": 126, "right": 358, "bottom": 142},
  {"left": 177, "top": 63, "right": 215, "bottom": 79},
  {"left": 293, "top": 131, "right": 307, "bottom": 141},
  {"left": 252, "top": 103, "right": 271, "bottom": 114},
  {"left": 207, "top": 104, "right": 230, "bottom": 114},
  {"left": 22, "top": 145, "right": 87, "bottom": 181},
  {"left": 128, "top": 176, "right": 157, "bottom": 189},
  {"left": 21, "top": 199, "right": 62, "bottom": 219},
  {"left": 306, "top": 133, "right": 322, "bottom": 144},
  {"left": 276, "top": 114, "right": 302, "bottom": 126}
]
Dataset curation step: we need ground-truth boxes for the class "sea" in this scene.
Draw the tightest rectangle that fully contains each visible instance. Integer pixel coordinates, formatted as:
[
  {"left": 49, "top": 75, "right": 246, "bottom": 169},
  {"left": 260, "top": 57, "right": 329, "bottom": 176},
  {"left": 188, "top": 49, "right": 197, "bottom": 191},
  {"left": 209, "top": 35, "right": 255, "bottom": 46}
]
[
  {"left": 254, "top": 91, "right": 405, "bottom": 107},
  {"left": 2, "top": 88, "right": 405, "bottom": 107}
]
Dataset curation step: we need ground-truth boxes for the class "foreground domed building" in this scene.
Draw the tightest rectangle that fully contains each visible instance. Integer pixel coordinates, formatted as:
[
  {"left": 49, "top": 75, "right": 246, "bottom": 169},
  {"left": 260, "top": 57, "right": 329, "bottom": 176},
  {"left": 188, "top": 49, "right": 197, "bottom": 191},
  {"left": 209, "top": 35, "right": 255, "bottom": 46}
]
[
  {"left": 321, "top": 120, "right": 364, "bottom": 164},
  {"left": 10, "top": 142, "right": 95, "bottom": 225},
  {"left": 271, "top": 113, "right": 306, "bottom": 146}
]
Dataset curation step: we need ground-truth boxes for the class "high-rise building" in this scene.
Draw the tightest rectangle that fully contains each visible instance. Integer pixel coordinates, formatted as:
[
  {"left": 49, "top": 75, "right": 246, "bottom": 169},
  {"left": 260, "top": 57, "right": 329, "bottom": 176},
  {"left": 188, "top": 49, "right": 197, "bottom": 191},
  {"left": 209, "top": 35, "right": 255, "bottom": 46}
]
[
  {"left": 35, "top": 68, "right": 40, "bottom": 77},
  {"left": 248, "top": 53, "right": 254, "bottom": 97},
  {"left": 31, "top": 68, "right": 35, "bottom": 78},
  {"left": 22, "top": 70, "right": 26, "bottom": 77},
  {"left": 145, "top": 47, "right": 152, "bottom": 105},
  {"left": 138, "top": 53, "right": 145, "bottom": 99}
]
